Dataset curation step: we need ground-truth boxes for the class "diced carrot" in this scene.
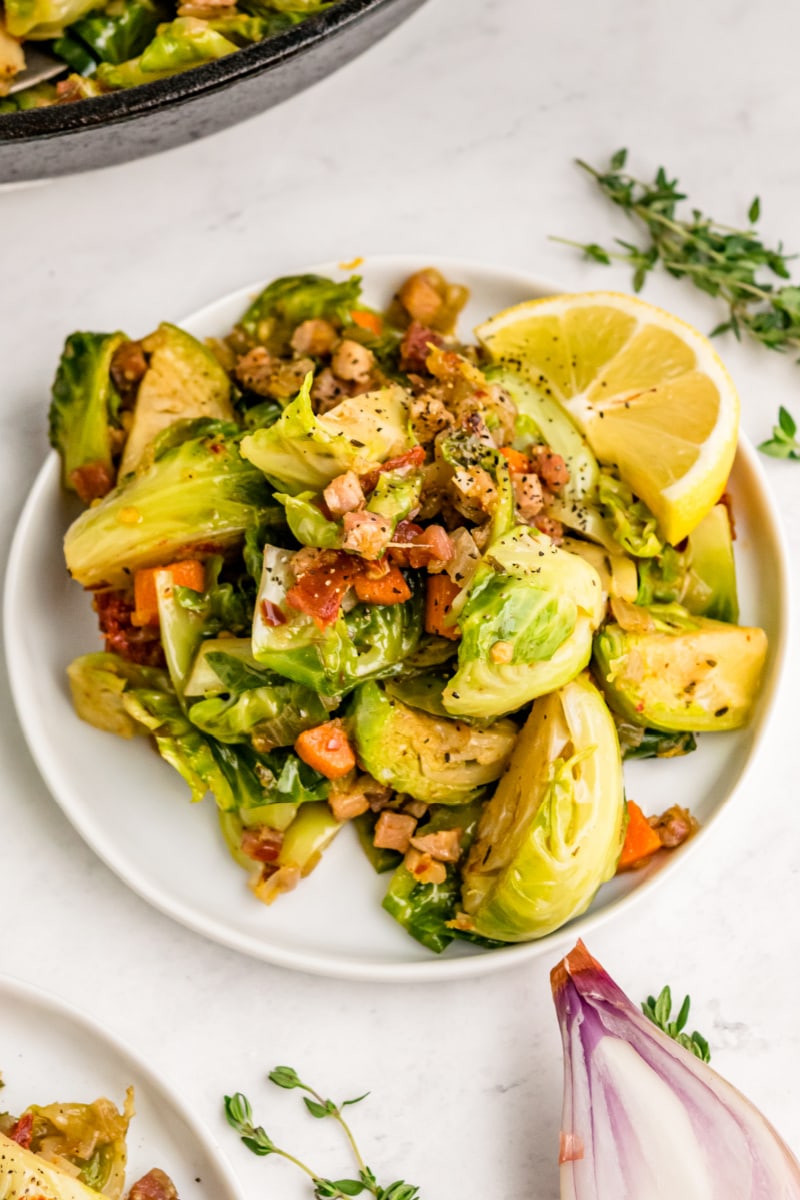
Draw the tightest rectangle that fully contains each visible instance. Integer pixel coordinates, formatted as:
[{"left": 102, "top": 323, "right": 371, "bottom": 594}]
[
  {"left": 617, "top": 800, "right": 662, "bottom": 871},
  {"left": 132, "top": 559, "right": 205, "bottom": 628},
  {"left": 354, "top": 565, "right": 412, "bottom": 606},
  {"left": 498, "top": 445, "right": 531, "bottom": 474},
  {"left": 350, "top": 309, "right": 383, "bottom": 336},
  {"left": 295, "top": 720, "right": 356, "bottom": 780},
  {"left": 425, "top": 574, "right": 462, "bottom": 640}
]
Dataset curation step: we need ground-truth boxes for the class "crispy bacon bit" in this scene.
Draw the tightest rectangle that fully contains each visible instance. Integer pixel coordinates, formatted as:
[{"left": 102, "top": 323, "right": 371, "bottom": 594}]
[
  {"left": 286, "top": 551, "right": 359, "bottom": 628},
  {"left": 290, "top": 545, "right": 329, "bottom": 580},
  {"left": 8, "top": 1112, "right": 33, "bottom": 1149},
  {"left": 398, "top": 272, "right": 445, "bottom": 325},
  {"left": 342, "top": 511, "right": 393, "bottom": 560},
  {"left": 359, "top": 446, "right": 426, "bottom": 494},
  {"left": 259, "top": 599, "right": 286, "bottom": 627},
  {"left": 331, "top": 339, "right": 375, "bottom": 384},
  {"left": 404, "top": 847, "right": 447, "bottom": 885},
  {"left": 403, "top": 799, "right": 428, "bottom": 819},
  {"left": 241, "top": 826, "right": 283, "bottom": 864},
  {"left": 290, "top": 318, "right": 338, "bottom": 357},
  {"left": 323, "top": 470, "right": 365, "bottom": 517},
  {"left": 399, "top": 321, "right": 444, "bottom": 373},
  {"left": 648, "top": 805, "right": 699, "bottom": 849},
  {"left": 513, "top": 472, "right": 545, "bottom": 520},
  {"left": 404, "top": 524, "right": 454, "bottom": 570},
  {"left": 69, "top": 461, "right": 115, "bottom": 504},
  {"left": 450, "top": 465, "right": 498, "bottom": 521},
  {"left": 110, "top": 339, "right": 148, "bottom": 396},
  {"left": 127, "top": 1169, "right": 179, "bottom": 1200},
  {"left": 311, "top": 367, "right": 350, "bottom": 412},
  {"left": 328, "top": 784, "right": 371, "bottom": 822},
  {"left": 235, "top": 346, "right": 273, "bottom": 394},
  {"left": 93, "top": 590, "right": 165, "bottom": 667},
  {"left": 559, "top": 1132, "right": 585, "bottom": 1165},
  {"left": 389, "top": 519, "right": 425, "bottom": 566},
  {"left": 529, "top": 445, "right": 570, "bottom": 492},
  {"left": 410, "top": 828, "right": 462, "bottom": 863},
  {"left": 533, "top": 514, "right": 564, "bottom": 542},
  {"left": 409, "top": 391, "right": 454, "bottom": 442},
  {"left": 374, "top": 811, "right": 417, "bottom": 853}
]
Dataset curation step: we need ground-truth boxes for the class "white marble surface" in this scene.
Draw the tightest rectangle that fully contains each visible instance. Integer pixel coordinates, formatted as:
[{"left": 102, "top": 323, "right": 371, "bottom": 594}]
[{"left": 2, "top": 0, "right": 800, "bottom": 1195}]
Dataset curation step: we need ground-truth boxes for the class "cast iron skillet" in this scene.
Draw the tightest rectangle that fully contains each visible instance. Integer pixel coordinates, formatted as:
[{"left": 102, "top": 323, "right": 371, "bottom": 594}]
[{"left": 0, "top": 0, "right": 425, "bottom": 183}]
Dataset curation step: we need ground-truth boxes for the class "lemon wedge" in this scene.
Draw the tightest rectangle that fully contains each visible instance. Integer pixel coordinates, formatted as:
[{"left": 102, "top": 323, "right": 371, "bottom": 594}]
[{"left": 476, "top": 292, "right": 740, "bottom": 545}]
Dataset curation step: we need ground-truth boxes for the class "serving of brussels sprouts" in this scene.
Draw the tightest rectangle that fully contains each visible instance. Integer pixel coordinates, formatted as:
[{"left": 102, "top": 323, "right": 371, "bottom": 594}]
[
  {"left": 51, "top": 266, "right": 769, "bottom": 955},
  {"left": 0, "top": 0, "right": 333, "bottom": 112}
]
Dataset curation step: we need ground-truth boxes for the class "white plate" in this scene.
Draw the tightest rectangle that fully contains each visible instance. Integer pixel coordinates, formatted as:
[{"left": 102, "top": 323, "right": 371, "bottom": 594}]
[
  {"left": 0, "top": 973, "right": 244, "bottom": 1200},
  {"left": 4, "top": 255, "right": 789, "bottom": 982}
]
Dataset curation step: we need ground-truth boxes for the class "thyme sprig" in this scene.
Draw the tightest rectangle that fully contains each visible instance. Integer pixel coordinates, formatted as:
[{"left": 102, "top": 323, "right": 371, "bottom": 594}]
[
  {"left": 642, "top": 986, "right": 711, "bottom": 1062},
  {"left": 225, "top": 1067, "right": 420, "bottom": 1200},
  {"left": 554, "top": 149, "right": 800, "bottom": 455},
  {"left": 759, "top": 405, "right": 800, "bottom": 460}
]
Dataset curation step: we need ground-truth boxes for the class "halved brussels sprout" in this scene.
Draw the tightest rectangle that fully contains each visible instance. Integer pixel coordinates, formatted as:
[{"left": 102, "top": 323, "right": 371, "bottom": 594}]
[
  {"left": 460, "top": 673, "right": 625, "bottom": 942},
  {"left": 251, "top": 802, "right": 341, "bottom": 904},
  {"left": 66, "top": 652, "right": 171, "bottom": 739},
  {"left": 350, "top": 680, "right": 517, "bottom": 804},
  {"left": 443, "top": 526, "right": 604, "bottom": 719},
  {"left": 119, "top": 322, "right": 233, "bottom": 476},
  {"left": 593, "top": 603, "right": 767, "bottom": 732},
  {"left": 561, "top": 537, "right": 638, "bottom": 607},
  {"left": 682, "top": 503, "right": 739, "bottom": 623},
  {"left": 184, "top": 637, "right": 267, "bottom": 696},
  {"left": 64, "top": 426, "right": 278, "bottom": 589},
  {"left": 488, "top": 365, "right": 600, "bottom": 502},
  {"left": 240, "top": 375, "right": 414, "bottom": 493},
  {"left": 48, "top": 331, "right": 128, "bottom": 501},
  {"left": 251, "top": 546, "right": 423, "bottom": 698}
]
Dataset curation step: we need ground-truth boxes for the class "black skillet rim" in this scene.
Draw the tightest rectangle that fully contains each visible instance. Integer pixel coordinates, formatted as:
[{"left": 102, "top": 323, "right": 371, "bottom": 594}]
[{"left": 0, "top": 0, "right": 394, "bottom": 142}]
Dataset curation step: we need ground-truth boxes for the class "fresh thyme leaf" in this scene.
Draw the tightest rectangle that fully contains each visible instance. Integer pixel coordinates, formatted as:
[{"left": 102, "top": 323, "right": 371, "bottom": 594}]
[
  {"left": 642, "top": 986, "right": 711, "bottom": 1062},
  {"left": 226, "top": 1069, "right": 421, "bottom": 1198},
  {"left": 304, "top": 1098, "right": 333, "bottom": 1119},
  {"left": 269, "top": 1065, "right": 303, "bottom": 1089},
  {"left": 758, "top": 406, "right": 800, "bottom": 459},
  {"left": 556, "top": 150, "right": 800, "bottom": 457}
]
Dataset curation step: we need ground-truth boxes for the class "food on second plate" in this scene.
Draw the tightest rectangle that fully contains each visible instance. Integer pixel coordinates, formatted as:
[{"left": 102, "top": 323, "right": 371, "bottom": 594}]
[
  {"left": 0, "top": 1081, "right": 177, "bottom": 1199},
  {"left": 50, "top": 267, "right": 768, "bottom": 953},
  {"left": 0, "top": 0, "right": 333, "bottom": 112}
]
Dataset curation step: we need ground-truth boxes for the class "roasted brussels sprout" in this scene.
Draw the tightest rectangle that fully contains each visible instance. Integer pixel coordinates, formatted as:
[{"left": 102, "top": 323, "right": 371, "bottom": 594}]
[
  {"left": 488, "top": 365, "right": 600, "bottom": 502},
  {"left": 350, "top": 680, "right": 517, "bottom": 804},
  {"left": 64, "top": 424, "right": 279, "bottom": 588},
  {"left": 119, "top": 322, "right": 234, "bottom": 476},
  {"left": 460, "top": 673, "right": 625, "bottom": 941},
  {"left": 239, "top": 273, "right": 364, "bottom": 350},
  {"left": 240, "top": 375, "right": 414, "bottom": 493},
  {"left": 66, "top": 651, "right": 171, "bottom": 739},
  {"left": 48, "top": 331, "right": 128, "bottom": 502},
  {"left": 251, "top": 546, "right": 424, "bottom": 697},
  {"left": 593, "top": 603, "right": 767, "bottom": 732},
  {"left": 443, "top": 526, "right": 604, "bottom": 719}
]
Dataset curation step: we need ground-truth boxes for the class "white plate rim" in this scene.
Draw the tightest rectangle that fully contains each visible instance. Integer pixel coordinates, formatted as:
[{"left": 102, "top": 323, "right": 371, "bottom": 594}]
[
  {"left": 0, "top": 970, "right": 247, "bottom": 1200},
  {"left": 3, "top": 254, "right": 792, "bottom": 982}
]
